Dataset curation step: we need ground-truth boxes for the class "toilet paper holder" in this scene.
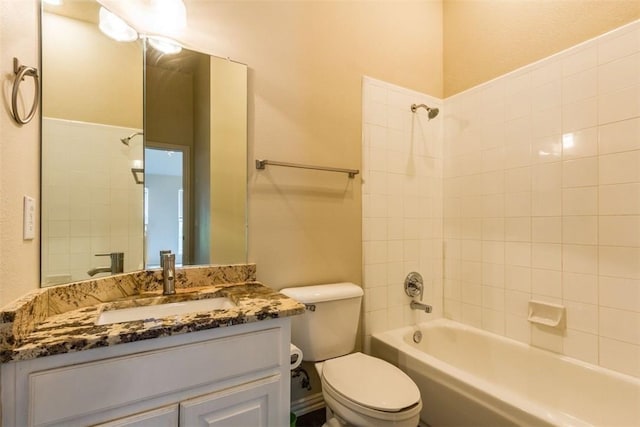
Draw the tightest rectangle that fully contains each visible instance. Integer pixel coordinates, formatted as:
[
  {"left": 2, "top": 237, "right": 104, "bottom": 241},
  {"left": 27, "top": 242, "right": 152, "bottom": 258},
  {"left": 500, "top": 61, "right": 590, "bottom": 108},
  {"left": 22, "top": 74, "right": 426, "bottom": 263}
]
[{"left": 290, "top": 343, "right": 303, "bottom": 370}]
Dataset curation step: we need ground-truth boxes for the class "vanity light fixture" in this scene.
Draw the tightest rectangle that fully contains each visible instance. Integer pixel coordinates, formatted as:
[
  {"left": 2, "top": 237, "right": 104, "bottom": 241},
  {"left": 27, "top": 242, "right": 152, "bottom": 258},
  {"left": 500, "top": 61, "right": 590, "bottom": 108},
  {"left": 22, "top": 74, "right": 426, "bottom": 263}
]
[
  {"left": 147, "top": 36, "right": 183, "bottom": 55},
  {"left": 149, "top": 0, "right": 187, "bottom": 32},
  {"left": 99, "top": 7, "right": 138, "bottom": 42},
  {"left": 144, "top": 0, "right": 186, "bottom": 54}
]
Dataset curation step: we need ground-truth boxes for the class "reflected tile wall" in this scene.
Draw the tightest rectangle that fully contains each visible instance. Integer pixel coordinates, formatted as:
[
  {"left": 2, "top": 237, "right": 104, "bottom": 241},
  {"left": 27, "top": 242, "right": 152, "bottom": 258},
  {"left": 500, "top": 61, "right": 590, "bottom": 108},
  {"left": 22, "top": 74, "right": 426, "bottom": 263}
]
[
  {"left": 42, "top": 118, "right": 144, "bottom": 284},
  {"left": 361, "top": 76, "right": 444, "bottom": 352},
  {"left": 443, "top": 21, "right": 640, "bottom": 378}
]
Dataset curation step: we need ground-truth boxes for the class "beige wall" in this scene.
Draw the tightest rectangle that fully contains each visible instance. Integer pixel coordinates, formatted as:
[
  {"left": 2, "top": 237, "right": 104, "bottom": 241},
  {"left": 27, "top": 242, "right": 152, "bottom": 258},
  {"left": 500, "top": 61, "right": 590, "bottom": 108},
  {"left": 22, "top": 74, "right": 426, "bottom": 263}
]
[
  {"left": 444, "top": 0, "right": 640, "bottom": 97},
  {"left": 0, "top": 0, "right": 40, "bottom": 305},
  {"left": 181, "top": 1, "right": 444, "bottom": 289},
  {"left": 42, "top": 12, "right": 143, "bottom": 128}
]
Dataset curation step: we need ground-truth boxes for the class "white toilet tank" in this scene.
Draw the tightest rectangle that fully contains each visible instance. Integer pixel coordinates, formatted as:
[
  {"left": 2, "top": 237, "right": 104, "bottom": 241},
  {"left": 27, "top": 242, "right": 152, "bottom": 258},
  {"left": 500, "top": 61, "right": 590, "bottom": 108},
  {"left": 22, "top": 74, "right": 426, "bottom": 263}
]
[{"left": 280, "top": 283, "right": 363, "bottom": 362}]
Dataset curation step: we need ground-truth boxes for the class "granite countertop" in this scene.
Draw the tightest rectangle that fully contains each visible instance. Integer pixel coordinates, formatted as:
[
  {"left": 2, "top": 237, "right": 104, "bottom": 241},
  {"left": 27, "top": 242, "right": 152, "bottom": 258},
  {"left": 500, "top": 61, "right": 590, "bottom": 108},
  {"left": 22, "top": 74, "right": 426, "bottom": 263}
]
[{"left": 0, "top": 264, "right": 304, "bottom": 363}]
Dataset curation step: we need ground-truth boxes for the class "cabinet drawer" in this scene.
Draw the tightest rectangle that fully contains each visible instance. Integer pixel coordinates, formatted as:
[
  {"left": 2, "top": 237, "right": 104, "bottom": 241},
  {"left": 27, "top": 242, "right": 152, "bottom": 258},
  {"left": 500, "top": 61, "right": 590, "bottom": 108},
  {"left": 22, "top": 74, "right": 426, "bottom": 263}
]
[{"left": 29, "top": 328, "right": 282, "bottom": 426}]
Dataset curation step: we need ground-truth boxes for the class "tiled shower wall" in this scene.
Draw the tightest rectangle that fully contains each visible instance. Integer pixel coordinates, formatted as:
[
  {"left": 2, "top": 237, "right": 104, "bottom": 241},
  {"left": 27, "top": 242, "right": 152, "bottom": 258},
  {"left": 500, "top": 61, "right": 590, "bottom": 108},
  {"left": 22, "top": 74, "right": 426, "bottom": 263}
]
[
  {"left": 362, "top": 76, "right": 443, "bottom": 351},
  {"left": 443, "top": 21, "right": 640, "bottom": 378},
  {"left": 42, "top": 118, "right": 144, "bottom": 284}
]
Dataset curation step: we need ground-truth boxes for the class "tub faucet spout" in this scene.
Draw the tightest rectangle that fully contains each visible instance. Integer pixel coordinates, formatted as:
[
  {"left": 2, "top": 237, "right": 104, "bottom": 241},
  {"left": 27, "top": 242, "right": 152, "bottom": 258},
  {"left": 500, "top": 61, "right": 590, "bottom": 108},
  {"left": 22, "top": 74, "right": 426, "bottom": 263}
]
[{"left": 410, "top": 300, "right": 432, "bottom": 313}]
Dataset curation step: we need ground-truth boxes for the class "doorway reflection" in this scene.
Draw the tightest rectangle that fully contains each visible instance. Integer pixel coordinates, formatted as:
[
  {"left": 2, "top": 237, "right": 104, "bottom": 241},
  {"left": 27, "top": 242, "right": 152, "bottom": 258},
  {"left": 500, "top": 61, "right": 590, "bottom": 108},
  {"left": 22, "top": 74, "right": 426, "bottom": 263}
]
[{"left": 144, "top": 146, "right": 189, "bottom": 267}]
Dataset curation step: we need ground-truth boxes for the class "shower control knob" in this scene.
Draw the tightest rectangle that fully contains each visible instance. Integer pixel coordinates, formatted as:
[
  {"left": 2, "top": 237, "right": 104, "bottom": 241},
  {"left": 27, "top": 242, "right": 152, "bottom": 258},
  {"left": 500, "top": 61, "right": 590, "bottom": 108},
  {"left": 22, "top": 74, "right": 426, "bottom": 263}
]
[{"left": 404, "top": 272, "right": 424, "bottom": 298}]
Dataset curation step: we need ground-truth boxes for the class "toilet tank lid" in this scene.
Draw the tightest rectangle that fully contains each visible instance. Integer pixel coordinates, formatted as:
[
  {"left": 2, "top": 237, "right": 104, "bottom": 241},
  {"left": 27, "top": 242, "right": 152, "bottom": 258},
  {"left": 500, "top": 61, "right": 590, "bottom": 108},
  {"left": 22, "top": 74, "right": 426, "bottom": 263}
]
[{"left": 280, "top": 283, "right": 363, "bottom": 303}]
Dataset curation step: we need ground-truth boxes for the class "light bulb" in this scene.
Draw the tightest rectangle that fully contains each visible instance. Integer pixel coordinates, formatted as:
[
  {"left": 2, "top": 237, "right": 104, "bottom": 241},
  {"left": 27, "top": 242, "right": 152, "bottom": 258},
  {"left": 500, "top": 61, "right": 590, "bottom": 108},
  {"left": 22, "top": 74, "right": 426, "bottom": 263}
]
[
  {"left": 148, "top": 36, "right": 182, "bottom": 55},
  {"left": 99, "top": 7, "right": 138, "bottom": 42},
  {"left": 149, "top": 0, "right": 187, "bottom": 32}
]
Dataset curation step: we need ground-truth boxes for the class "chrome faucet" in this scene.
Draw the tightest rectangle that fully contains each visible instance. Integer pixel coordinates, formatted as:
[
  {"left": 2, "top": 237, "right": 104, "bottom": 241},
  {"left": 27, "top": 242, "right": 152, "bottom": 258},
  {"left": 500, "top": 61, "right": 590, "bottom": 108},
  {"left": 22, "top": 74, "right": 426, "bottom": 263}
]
[
  {"left": 162, "top": 253, "right": 176, "bottom": 295},
  {"left": 404, "top": 271, "right": 432, "bottom": 312},
  {"left": 87, "top": 252, "right": 124, "bottom": 277},
  {"left": 410, "top": 300, "right": 433, "bottom": 313}
]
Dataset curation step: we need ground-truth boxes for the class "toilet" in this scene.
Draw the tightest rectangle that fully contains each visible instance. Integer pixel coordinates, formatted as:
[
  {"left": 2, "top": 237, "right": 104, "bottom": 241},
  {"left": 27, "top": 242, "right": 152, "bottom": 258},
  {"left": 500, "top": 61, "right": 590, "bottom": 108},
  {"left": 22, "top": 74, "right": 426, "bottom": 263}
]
[{"left": 281, "top": 283, "right": 422, "bottom": 427}]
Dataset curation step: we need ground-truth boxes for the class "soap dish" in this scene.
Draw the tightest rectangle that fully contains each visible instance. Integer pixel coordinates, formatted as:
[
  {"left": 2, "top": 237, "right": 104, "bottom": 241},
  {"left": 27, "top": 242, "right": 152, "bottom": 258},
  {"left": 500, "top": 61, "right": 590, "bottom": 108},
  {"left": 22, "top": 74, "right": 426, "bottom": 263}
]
[{"left": 527, "top": 300, "right": 566, "bottom": 329}]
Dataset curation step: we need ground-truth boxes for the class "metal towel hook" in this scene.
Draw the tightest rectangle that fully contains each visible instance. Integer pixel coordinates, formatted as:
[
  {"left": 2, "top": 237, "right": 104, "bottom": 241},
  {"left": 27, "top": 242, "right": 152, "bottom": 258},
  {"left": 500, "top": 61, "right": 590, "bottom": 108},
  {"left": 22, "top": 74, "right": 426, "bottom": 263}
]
[{"left": 11, "top": 57, "right": 40, "bottom": 125}]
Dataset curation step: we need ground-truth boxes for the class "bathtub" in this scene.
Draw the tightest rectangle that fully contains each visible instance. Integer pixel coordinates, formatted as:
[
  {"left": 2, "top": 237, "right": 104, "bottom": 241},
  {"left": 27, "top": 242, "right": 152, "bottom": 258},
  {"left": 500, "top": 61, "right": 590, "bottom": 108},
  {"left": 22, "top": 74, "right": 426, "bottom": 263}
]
[{"left": 371, "top": 319, "right": 640, "bottom": 427}]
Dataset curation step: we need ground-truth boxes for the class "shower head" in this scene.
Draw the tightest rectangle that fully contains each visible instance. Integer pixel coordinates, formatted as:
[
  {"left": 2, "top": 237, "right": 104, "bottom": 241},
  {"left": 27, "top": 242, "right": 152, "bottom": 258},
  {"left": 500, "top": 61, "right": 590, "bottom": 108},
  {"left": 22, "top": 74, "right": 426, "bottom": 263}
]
[
  {"left": 410, "top": 103, "right": 439, "bottom": 120},
  {"left": 120, "top": 131, "right": 143, "bottom": 146}
]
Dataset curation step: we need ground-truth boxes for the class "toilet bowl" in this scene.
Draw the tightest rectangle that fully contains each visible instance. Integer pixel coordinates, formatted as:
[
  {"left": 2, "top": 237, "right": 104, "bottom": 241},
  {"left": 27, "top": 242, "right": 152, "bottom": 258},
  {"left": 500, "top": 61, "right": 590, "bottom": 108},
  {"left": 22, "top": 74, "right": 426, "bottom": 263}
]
[
  {"left": 280, "top": 283, "right": 422, "bottom": 427},
  {"left": 317, "top": 352, "right": 421, "bottom": 427}
]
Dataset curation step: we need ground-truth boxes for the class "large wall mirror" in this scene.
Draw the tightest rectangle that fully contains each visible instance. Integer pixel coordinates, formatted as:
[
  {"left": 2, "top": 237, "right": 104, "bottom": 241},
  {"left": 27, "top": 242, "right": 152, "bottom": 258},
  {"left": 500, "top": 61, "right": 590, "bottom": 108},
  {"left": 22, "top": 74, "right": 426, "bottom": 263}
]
[{"left": 41, "top": 1, "right": 247, "bottom": 286}]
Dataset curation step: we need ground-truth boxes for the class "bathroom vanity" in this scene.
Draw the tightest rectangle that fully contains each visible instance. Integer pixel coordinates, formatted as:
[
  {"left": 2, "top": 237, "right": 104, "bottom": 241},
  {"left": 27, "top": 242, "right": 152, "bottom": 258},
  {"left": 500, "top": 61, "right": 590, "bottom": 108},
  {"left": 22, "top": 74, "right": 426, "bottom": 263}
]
[{"left": 0, "top": 265, "right": 304, "bottom": 427}]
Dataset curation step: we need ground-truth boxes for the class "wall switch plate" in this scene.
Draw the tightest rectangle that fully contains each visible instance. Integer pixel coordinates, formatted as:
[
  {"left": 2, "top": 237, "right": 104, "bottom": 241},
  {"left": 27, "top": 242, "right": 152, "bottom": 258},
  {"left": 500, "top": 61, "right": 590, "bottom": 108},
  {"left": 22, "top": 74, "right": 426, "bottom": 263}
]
[{"left": 23, "top": 196, "right": 35, "bottom": 240}]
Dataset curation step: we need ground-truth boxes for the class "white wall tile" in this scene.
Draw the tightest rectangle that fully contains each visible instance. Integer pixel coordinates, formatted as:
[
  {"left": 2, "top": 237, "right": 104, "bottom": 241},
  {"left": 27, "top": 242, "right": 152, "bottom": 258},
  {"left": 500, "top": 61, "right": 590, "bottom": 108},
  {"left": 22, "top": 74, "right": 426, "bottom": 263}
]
[
  {"left": 533, "top": 161, "right": 563, "bottom": 191},
  {"left": 599, "top": 337, "right": 640, "bottom": 378},
  {"left": 440, "top": 23, "right": 640, "bottom": 379},
  {"left": 599, "top": 118, "right": 640, "bottom": 155},
  {"left": 598, "top": 84, "right": 640, "bottom": 125},
  {"left": 565, "top": 301, "right": 598, "bottom": 333},
  {"left": 532, "top": 190, "right": 562, "bottom": 216},
  {"left": 599, "top": 183, "right": 640, "bottom": 215},
  {"left": 563, "top": 244, "right": 598, "bottom": 275},
  {"left": 531, "top": 324, "right": 563, "bottom": 353},
  {"left": 505, "top": 217, "right": 531, "bottom": 242},
  {"left": 562, "top": 216, "right": 598, "bottom": 245},
  {"left": 599, "top": 215, "right": 640, "bottom": 247},
  {"left": 506, "top": 314, "right": 531, "bottom": 342},
  {"left": 563, "top": 46, "right": 598, "bottom": 76},
  {"left": 532, "top": 243, "right": 562, "bottom": 270},
  {"left": 562, "top": 157, "right": 598, "bottom": 188},
  {"left": 598, "top": 26, "right": 640, "bottom": 64},
  {"left": 599, "top": 246, "right": 640, "bottom": 279},
  {"left": 532, "top": 217, "right": 562, "bottom": 243},
  {"left": 482, "top": 308, "right": 505, "bottom": 335},
  {"left": 532, "top": 136, "right": 561, "bottom": 164},
  {"left": 563, "top": 68, "right": 597, "bottom": 103},
  {"left": 505, "top": 242, "right": 531, "bottom": 267},
  {"left": 532, "top": 268, "right": 562, "bottom": 298},
  {"left": 563, "top": 330, "right": 598, "bottom": 364},
  {"left": 599, "top": 276, "right": 640, "bottom": 312},
  {"left": 482, "top": 262, "right": 505, "bottom": 288},
  {"left": 531, "top": 60, "right": 562, "bottom": 87},
  {"left": 600, "top": 307, "right": 640, "bottom": 344},
  {"left": 562, "top": 187, "right": 598, "bottom": 216},
  {"left": 563, "top": 272, "right": 598, "bottom": 304},
  {"left": 561, "top": 127, "right": 598, "bottom": 160},
  {"left": 599, "top": 151, "right": 640, "bottom": 185},
  {"left": 598, "top": 52, "right": 640, "bottom": 94},
  {"left": 362, "top": 77, "right": 443, "bottom": 327},
  {"left": 505, "top": 265, "right": 531, "bottom": 292},
  {"left": 562, "top": 97, "right": 598, "bottom": 133},
  {"left": 505, "top": 192, "right": 532, "bottom": 217}
]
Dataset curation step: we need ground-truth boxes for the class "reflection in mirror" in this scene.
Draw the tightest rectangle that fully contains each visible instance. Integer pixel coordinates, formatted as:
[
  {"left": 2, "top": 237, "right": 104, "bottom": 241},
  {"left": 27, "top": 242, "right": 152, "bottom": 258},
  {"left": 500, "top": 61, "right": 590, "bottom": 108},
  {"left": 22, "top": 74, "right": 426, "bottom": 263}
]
[
  {"left": 41, "top": 1, "right": 144, "bottom": 285},
  {"left": 144, "top": 45, "right": 248, "bottom": 268},
  {"left": 41, "top": 1, "right": 248, "bottom": 287}
]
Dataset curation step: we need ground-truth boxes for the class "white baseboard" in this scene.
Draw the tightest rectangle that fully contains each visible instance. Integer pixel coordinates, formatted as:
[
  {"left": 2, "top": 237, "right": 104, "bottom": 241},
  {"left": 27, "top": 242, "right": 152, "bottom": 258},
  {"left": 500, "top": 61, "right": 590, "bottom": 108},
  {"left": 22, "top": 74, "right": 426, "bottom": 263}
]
[{"left": 290, "top": 392, "right": 325, "bottom": 416}]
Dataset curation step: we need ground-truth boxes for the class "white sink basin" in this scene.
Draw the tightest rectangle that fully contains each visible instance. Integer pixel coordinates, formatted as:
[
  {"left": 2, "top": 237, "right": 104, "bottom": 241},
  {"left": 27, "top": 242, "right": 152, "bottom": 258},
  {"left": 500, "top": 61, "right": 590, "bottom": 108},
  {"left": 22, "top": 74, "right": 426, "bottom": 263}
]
[{"left": 96, "top": 297, "right": 236, "bottom": 325}]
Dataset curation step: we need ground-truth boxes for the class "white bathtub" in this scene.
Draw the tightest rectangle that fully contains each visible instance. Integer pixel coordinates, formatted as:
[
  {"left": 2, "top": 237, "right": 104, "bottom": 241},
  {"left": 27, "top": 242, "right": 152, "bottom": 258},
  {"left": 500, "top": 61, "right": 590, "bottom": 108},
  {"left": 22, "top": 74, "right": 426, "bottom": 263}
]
[{"left": 371, "top": 319, "right": 640, "bottom": 427}]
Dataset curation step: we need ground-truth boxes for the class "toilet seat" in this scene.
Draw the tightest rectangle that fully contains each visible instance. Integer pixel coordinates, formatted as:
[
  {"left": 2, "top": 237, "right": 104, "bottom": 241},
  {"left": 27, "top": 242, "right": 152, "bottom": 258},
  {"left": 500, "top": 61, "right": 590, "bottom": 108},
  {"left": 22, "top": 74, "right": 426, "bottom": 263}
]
[{"left": 321, "top": 352, "right": 421, "bottom": 413}]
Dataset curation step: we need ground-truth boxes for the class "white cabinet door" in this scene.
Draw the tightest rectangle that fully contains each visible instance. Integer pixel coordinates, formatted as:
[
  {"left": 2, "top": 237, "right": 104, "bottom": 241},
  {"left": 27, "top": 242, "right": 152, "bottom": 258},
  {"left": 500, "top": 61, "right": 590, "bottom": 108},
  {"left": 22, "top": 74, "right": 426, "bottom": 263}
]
[
  {"left": 92, "top": 404, "right": 179, "bottom": 427},
  {"left": 180, "top": 375, "right": 281, "bottom": 427}
]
